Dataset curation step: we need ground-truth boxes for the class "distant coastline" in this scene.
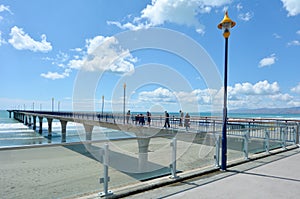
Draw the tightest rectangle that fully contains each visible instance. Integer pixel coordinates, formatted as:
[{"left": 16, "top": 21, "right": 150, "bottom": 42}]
[{"left": 230, "top": 106, "right": 300, "bottom": 114}]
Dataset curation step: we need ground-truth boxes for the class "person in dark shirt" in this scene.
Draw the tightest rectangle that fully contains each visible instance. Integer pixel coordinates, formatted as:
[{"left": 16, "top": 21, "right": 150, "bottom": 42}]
[
  {"left": 147, "top": 111, "right": 151, "bottom": 126},
  {"left": 164, "top": 111, "right": 170, "bottom": 128},
  {"left": 139, "top": 114, "right": 145, "bottom": 125}
]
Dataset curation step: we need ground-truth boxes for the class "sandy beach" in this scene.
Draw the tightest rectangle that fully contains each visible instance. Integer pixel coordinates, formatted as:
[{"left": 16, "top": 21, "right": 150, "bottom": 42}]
[{"left": 0, "top": 134, "right": 248, "bottom": 199}]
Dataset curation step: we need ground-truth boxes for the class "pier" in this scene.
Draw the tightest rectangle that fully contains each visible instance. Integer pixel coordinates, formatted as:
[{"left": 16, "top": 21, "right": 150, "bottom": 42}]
[
  {"left": 6, "top": 110, "right": 300, "bottom": 167},
  {"left": 4, "top": 110, "right": 300, "bottom": 198},
  {"left": 7, "top": 110, "right": 300, "bottom": 143}
]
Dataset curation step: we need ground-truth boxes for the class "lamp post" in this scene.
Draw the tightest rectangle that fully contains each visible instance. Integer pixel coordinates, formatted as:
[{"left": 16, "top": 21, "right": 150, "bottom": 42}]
[
  {"left": 52, "top": 97, "right": 54, "bottom": 112},
  {"left": 218, "top": 11, "right": 236, "bottom": 171},
  {"left": 102, "top": 95, "right": 104, "bottom": 116},
  {"left": 123, "top": 83, "right": 126, "bottom": 124}
]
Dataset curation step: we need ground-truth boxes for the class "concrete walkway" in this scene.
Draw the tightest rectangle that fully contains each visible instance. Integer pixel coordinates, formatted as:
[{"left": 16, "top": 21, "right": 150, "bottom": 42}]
[{"left": 126, "top": 147, "right": 300, "bottom": 199}]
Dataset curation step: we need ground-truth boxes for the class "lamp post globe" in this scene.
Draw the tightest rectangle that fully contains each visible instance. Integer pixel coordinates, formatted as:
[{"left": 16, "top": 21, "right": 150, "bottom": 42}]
[
  {"left": 218, "top": 11, "right": 236, "bottom": 38},
  {"left": 218, "top": 11, "right": 236, "bottom": 171}
]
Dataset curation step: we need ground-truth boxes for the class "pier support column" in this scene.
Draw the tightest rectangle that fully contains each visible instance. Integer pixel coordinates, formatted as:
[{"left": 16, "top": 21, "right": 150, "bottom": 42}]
[
  {"left": 9, "top": 111, "right": 11, "bottom": 118},
  {"left": 24, "top": 115, "right": 28, "bottom": 125},
  {"left": 32, "top": 116, "right": 37, "bottom": 130},
  {"left": 21, "top": 114, "right": 24, "bottom": 123},
  {"left": 84, "top": 124, "right": 94, "bottom": 150},
  {"left": 47, "top": 118, "right": 53, "bottom": 137},
  {"left": 84, "top": 124, "right": 94, "bottom": 141},
  {"left": 137, "top": 138, "right": 151, "bottom": 172},
  {"left": 28, "top": 116, "right": 32, "bottom": 127},
  {"left": 38, "top": 116, "right": 43, "bottom": 134},
  {"left": 60, "top": 120, "right": 68, "bottom": 142}
]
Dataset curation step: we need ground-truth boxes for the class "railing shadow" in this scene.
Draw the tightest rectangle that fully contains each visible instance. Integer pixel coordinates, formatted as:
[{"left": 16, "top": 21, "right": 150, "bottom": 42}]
[{"left": 63, "top": 143, "right": 172, "bottom": 182}]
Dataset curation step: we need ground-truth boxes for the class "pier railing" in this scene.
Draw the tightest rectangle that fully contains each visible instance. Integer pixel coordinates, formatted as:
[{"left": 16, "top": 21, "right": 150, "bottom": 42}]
[{"left": 8, "top": 110, "right": 300, "bottom": 145}]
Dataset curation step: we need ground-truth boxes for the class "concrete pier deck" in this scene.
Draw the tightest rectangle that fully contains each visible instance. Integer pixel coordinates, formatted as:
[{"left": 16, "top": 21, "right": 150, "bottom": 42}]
[{"left": 120, "top": 147, "right": 300, "bottom": 199}]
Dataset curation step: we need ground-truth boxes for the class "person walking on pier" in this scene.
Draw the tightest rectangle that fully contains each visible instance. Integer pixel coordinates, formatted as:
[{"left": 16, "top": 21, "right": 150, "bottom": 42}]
[
  {"left": 126, "top": 110, "right": 130, "bottom": 124},
  {"left": 179, "top": 110, "right": 184, "bottom": 126},
  {"left": 147, "top": 111, "right": 151, "bottom": 126},
  {"left": 135, "top": 114, "right": 139, "bottom": 125},
  {"left": 139, "top": 114, "right": 145, "bottom": 125},
  {"left": 184, "top": 113, "right": 190, "bottom": 131},
  {"left": 164, "top": 111, "right": 170, "bottom": 128}
]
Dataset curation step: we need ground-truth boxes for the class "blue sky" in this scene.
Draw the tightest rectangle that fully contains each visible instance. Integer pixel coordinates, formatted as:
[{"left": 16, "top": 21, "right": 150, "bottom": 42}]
[{"left": 0, "top": 0, "right": 300, "bottom": 113}]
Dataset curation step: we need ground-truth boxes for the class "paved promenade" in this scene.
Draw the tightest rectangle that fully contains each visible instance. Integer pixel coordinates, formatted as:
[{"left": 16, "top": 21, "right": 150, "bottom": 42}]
[{"left": 123, "top": 147, "right": 300, "bottom": 199}]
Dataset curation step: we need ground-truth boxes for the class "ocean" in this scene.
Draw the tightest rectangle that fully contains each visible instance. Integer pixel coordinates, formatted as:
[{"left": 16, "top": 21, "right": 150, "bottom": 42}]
[
  {"left": 0, "top": 110, "right": 135, "bottom": 148},
  {"left": 1, "top": 110, "right": 299, "bottom": 148}
]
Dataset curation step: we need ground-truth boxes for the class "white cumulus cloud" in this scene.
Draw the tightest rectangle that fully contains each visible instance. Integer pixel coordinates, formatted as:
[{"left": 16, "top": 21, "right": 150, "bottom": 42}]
[
  {"left": 229, "top": 80, "right": 280, "bottom": 96},
  {"left": 41, "top": 35, "right": 136, "bottom": 80},
  {"left": 238, "top": 12, "right": 253, "bottom": 21},
  {"left": 67, "top": 35, "right": 136, "bottom": 74},
  {"left": 273, "top": 33, "right": 282, "bottom": 39},
  {"left": 236, "top": 3, "right": 243, "bottom": 11},
  {"left": 139, "top": 87, "right": 177, "bottom": 103},
  {"left": 226, "top": 80, "right": 297, "bottom": 109},
  {"left": 269, "top": 93, "right": 293, "bottom": 101},
  {"left": 0, "top": 4, "right": 12, "bottom": 14},
  {"left": 287, "top": 40, "right": 300, "bottom": 46},
  {"left": 0, "top": 31, "right": 6, "bottom": 46},
  {"left": 258, "top": 54, "right": 277, "bottom": 67},
  {"left": 291, "top": 83, "right": 300, "bottom": 93},
  {"left": 40, "top": 69, "right": 71, "bottom": 80},
  {"left": 8, "top": 26, "right": 52, "bottom": 52},
  {"left": 130, "top": 81, "right": 296, "bottom": 111},
  {"left": 108, "top": 0, "right": 231, "bottom": 35},
  {"left": 281, "top": 0, "right": 300, "bottom": 16}
]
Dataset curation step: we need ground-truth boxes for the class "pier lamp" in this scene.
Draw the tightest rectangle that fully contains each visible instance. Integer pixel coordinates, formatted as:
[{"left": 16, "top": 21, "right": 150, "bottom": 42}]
[
  {"left": 102, "top": 95, "right": 104, "bottom": 116},
  {"left": 218, "top": 11, "right": 236, "bottom": 171},
  {"left": 123, "top": 83, "right": 126, "bottom": 124},
  {"left": 52, "top": 97, "right": 54, "bottom": 112}
]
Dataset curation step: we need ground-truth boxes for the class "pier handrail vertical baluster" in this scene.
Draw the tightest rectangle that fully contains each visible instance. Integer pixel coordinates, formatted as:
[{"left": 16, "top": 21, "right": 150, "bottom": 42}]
[
  {"left": 243, "top": 130, "right": 249, "bottom": 160},
  {"left": 215, "top": 134, "right": 220, "bottom": 167},
  {"left": 99, "top": 143, "right": 113, "bottom": 197},
  {"left": 282, "top": 122, "right": 287, "bottom": 149},
  {"left": 292, "top": 126, "right": 296, "bottom": 144},
  {"left": 296, "top": 122, "right": 300, "bottom": 145},
  {"left": 170, "top": 137, "right": 178, "bottom": 179},
  {"left": 265, "top": 130, "right": 270, "bottom": 154}
]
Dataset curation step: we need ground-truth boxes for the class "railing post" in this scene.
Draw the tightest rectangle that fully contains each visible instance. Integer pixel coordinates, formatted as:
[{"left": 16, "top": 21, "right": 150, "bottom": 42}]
[
  {"left": 170, "top": 137, "right": 178, "bottom": 179},
  {"left": 282, "top": 124, "right": 287, "bottom": 149},
  {"left": 99, "top": 143, "right": 113, "bottom": 197},
  {"left": 243, "top": 131, "right": 249, "bottom": 160},
  {"left": 292, "top": 126, "right": 296, "bottom": 144},
  {"left": 296, "top": 123, "right": 300, "bottom": 145},
  {"left": 265, "top": 130, "right": 270, "bottom": 154},
  {"left": 215, "top": 134, "right": 220, "bottom": 167}
]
